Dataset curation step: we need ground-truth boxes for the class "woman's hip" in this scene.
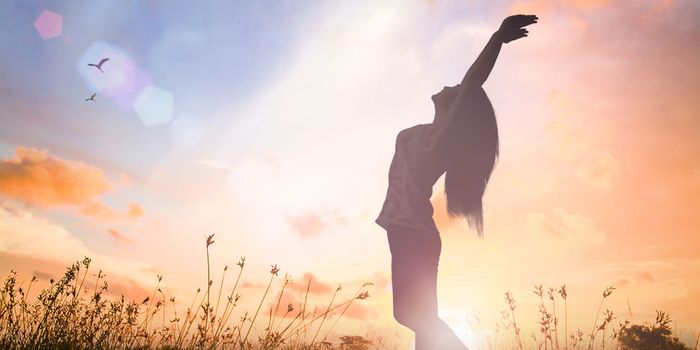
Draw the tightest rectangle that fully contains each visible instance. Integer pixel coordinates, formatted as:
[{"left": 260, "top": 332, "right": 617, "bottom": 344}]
[{"left": 386, "top": 225, "right": 441, "bottom": 262}]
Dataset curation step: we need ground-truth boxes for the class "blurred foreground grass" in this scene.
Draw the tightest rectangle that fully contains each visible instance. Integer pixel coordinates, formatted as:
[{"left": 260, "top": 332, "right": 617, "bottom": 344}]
[{"left": 0, "top": 234, "right": 697, "bottom": 349}]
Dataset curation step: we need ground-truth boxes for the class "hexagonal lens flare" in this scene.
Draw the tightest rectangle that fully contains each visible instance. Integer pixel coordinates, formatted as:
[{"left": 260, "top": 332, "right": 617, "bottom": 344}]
[
  {"left": 34, "top": 10, "right": 63, "bottom": 40},
  {"left": 133, "top": 85, "right": 174, "bottom": 126}
]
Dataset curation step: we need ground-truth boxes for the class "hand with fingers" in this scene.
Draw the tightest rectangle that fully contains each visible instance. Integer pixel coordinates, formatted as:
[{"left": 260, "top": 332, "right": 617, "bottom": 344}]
[{"left": 497, "top": 14, "right": 538, "bottom": 43}]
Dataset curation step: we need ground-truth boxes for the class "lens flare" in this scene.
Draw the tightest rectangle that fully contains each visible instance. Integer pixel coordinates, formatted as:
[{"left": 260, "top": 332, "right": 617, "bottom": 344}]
[
  {"left": 133, "top": 85, "right": 174, "bottom": 127},
  {"left": 33, "top": 10, "right": 63, "bottom": 40}
]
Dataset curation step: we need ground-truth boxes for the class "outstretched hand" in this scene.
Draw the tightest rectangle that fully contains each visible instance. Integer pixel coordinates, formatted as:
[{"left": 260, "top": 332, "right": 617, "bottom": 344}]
[{"left": 498, "top": 14, "right": 538, "bottom": 43}]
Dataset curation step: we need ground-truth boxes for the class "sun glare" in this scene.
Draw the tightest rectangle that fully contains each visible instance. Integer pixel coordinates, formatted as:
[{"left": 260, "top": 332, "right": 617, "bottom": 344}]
[{"left": 439, "top": 308, "right": 487, "bottom": 349}]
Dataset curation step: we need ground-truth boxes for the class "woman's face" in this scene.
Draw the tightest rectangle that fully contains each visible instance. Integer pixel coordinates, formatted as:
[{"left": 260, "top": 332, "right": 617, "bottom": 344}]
[{"left": 432, "top": 84, "right": 460, "bottom": 119}]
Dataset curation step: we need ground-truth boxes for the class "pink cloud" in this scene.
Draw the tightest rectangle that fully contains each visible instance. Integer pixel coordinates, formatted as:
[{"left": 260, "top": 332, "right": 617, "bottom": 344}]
[
  {"left": 344, "top": 302, "right": 374, "bottom": 321},
  {"left": 288, "top": 272, "right": 334, "bottom": 295},
  {"left": 107, "top": 229, "right": 134, "bottom": 244},
  {"left": 286, "top": 209, "right": 346, "bottom": 239},
  {"left": 287, "top": 211, "right": 324, "bottom": 238},
  {"left": 635, "top": 271, "right": 655, "bottom": 283}
]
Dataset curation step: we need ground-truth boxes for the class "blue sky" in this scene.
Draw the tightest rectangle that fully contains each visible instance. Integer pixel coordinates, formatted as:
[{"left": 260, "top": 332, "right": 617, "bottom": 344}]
[{"left": 0, "top": 1, "right": 320, "bottom": 172}]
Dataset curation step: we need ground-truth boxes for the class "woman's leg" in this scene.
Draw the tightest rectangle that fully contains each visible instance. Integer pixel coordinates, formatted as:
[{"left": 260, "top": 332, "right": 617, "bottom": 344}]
[
  {"left": 387, "top": 228, "right": 440, "bottom": 342},
  {"left": 387, "top": 227, "right": 468, "bottom": 350}
]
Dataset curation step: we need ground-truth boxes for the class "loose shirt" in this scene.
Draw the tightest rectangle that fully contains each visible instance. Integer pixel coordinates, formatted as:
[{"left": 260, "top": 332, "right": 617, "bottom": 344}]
[{"left": 375, "top": 124, "right": 446, "bottom": 234}]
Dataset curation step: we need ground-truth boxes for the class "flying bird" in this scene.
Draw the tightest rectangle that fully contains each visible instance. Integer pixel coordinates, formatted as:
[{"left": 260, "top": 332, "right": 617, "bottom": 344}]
[
  {"left": 85, "top": 93, "right": 96, "bottom": 102},
  {"left": 88, "top": 58, "right": 109, "bottom": 72}
]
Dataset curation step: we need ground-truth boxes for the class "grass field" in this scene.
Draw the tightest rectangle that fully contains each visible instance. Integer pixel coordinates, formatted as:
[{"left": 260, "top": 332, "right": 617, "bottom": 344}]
[{"left": 1, "top": 234, "right": 697, "bottom": 349}]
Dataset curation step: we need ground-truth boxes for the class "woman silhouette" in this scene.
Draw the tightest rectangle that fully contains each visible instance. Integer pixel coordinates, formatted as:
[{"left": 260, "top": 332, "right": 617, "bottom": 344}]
[{"left": 375, "top": 15, "right": 538, "bottom": 350}]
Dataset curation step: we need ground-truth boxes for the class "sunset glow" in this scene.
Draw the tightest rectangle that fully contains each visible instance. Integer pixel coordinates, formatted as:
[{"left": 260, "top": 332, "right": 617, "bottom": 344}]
[{"left": 1, "top": 1, "right": 699, "bottom": 348}]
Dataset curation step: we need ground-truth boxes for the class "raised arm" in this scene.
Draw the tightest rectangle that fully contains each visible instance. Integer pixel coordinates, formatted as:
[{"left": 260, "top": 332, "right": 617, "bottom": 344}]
[
  {"left": 460, "top": 31, "right": 503, "bottom": 89},
  {"left": 427, "top": 14, "right": 538, "bottom": 153},
  {"left": 461, "top": 15, "right": 537, "bottom": 88}
]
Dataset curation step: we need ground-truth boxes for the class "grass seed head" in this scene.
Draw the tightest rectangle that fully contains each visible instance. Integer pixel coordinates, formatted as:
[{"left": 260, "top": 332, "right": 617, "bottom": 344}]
[
  {"left": 534, "top": 284, "right": 543, "bottom": 298},
  {"left": 559, "top": 284, "right": 567, "bottom": 300}
]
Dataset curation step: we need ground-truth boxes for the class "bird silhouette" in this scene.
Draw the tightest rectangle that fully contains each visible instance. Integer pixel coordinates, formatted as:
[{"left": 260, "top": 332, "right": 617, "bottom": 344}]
[
  {"left": 87, "top": 58, "right": 109, "bottom": 73},
  {"left": 85, "top": 93, "right": 96, "bottom": 102}
]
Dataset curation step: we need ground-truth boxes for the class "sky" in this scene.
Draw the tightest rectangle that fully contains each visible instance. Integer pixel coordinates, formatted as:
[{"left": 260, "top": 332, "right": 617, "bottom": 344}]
[{"left": 1, "top": 0, "right": 699, "bottom": 348}]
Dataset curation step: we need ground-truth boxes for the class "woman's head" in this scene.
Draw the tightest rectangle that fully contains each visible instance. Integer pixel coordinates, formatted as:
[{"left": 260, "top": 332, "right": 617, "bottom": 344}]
[
  {"left": 432, "top": 84, "right": 461, "bottom": 120},
  {"left": 441, "top": 86, "right": 499, "bottom": 238}
]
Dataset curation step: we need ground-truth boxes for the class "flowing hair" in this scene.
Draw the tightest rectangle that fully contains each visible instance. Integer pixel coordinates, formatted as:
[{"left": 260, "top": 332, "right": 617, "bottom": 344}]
[{"left": 443, "top": 87, "right": 499, "bottom": 238}]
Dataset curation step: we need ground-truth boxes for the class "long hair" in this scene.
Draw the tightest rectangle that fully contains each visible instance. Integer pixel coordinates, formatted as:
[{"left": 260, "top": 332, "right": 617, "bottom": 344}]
[{"left": 443, "top": 87, "right": 499, "bottom": 238}]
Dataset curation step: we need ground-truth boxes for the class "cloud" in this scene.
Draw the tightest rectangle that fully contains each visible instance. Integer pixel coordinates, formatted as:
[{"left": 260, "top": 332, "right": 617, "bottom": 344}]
[
  {"left": 0, "top": 147, "right": 145, "bottom": 221},
  {"left": 241, "top": 281, "right": 268, "bottom": 290},
  {"left": 288, "top": 272, "right": 334, "bottom": 295},
  {"left": 509, "top": 0, "right": 610, "bottom": 15},
  {"left": 635, "top": 271, "right": 654, "bottom": 283},
  {"left": 79, "top": 202, "right": 145, "bottom": 221},
  {"left": 0, "top": 147, "right": 111, "bottom": 207},
  {"left": 343, "top": 302, "right": 373, "bottom": 320},
  {"left": 107, "top": 229, "right": 134, "bottom": 244},
  {"left": 523, "top": 0, "right": 700, "bottom": 260},
  {"left": 287, "top": 211, "right": 324, "bottom": 238},
  {"left": 0, "top": 204, "right": 156, "bottom": 294},
  {"left": 523, "top": 208, "right": 605, "bottom": 246},
  {"left": 286, "top": 210, "right": 346, "bottom": 239},
  {"left": 1, "top": 203, "right": 87, "bottom": 262},
  {"left": 102, "top": 277, "right": 151, "bottom": 301},
  {"left": 444, "top": 208, "right": 608, "bottom": 277},
  {"left": 126, "top": 203, "right": 145, "bottom": 219},
  {"left": 79, "top": 201, "right": 121, "bottom": 220}
]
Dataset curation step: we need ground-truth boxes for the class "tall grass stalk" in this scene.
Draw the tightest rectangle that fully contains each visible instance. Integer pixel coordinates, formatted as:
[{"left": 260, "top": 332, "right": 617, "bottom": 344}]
[
  {"left": 215, "top": 256, "right": 245, "bottom": 341},
  {"left": 587, "top": 286, "right": 615, "bottom": 350},
  {"left": 241, "top": 264, "right": 280, "bottom": 348},
  {"left": 320, "top": 284, "right": 372, "bottom": 345},
  {"left": 560, "top": 285, "right": 568, "bottom": 350},
  {"left": 505, "top": 291, "right": 525, "bottom": 350},
  {"left": 308, "top": 284, "right": 341, "bottom": 349},
  {"left": 549, "top": 287, "right": 559, "bottom": 350},
  {"left": 204, "top": 234, "right": 215, "bottom": 341}
]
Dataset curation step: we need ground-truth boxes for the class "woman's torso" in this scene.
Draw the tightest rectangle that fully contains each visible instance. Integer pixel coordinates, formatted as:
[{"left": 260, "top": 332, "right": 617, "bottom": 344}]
[{"left": 375, "top": 124, "right": 446, "bottom": 233}]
